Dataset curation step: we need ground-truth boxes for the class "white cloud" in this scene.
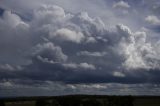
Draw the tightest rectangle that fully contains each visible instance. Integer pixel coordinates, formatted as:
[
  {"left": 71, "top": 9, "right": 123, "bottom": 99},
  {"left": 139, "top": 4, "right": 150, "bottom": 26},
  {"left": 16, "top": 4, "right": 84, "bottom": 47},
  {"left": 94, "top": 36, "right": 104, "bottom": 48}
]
[
  {"left": 2, "top": 10, "right": 29, "bottom": 28},
  {"left": 113, "top": 71, "right": 125, "bottom": 77},
  {"left": 86, "top": 37, "right": 97, "bottom": 43},
  {"left": 63, "top": 62, "right": 96, "bottom": 70},
  {"left": 77, "top": 51, "right": 106, "bottom": 57},
  {"left": 116, "top": 24, "right": 132, "bottom": 40},
  {"left": 113, "top": 1, "right": 130, "bottom": 9},
  {"left": 79, "top": 84, "right": 106, "bottom": 89},
  {"left": 145, "top": 15, "right": 160, "bottom": 25},
  {"left": 117, "top": 24, "right": 160, "bottom": 70},
  {"left": 79, "top": 63, "right": 96, "bottom": 70},
  {"left": 51, "top": 28, "right": 85, "bottom": 43}
]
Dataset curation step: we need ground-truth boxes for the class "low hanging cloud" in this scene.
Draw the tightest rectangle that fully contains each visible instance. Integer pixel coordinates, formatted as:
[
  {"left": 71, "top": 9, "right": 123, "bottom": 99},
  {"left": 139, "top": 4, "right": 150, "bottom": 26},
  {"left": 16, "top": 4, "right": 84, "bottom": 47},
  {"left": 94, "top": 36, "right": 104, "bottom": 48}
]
[
  {"left": 113, "top": 71, "right": 125, "bottom": 78},
  {"left": 1, "top": 79, "right": 160, "bottom": 97},
  {"left": 63, "top": 62, "right": 96, "bottom": 70},
  {"left": 77, "top": 51, "right": 107, "bottom": 57}
]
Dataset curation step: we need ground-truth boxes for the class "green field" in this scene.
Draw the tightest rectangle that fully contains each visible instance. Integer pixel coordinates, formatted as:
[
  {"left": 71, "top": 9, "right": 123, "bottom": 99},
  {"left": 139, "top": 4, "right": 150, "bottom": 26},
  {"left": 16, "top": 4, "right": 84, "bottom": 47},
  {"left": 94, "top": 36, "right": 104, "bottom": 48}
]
[{"left": 0, "top": 95, "right": 160, "bottom": 106}]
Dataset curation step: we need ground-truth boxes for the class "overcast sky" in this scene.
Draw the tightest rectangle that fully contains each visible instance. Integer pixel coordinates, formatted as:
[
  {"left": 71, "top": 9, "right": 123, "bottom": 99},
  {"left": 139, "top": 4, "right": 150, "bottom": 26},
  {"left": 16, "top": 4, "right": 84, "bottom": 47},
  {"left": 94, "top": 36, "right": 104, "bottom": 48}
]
[{"left": 0, "top": 0, "right": 160, "bottom": 97}]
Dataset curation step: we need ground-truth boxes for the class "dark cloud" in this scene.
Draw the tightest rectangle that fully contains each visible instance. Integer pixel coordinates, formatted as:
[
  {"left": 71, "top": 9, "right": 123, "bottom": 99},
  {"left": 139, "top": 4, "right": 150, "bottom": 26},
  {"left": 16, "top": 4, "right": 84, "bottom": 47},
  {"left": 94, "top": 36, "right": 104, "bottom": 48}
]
[
  {"left": 0, "top": 8, "right": 4, "bottom": 16},
  {"left": 1, "top": 79, "right": 160, "bottom": 97}
]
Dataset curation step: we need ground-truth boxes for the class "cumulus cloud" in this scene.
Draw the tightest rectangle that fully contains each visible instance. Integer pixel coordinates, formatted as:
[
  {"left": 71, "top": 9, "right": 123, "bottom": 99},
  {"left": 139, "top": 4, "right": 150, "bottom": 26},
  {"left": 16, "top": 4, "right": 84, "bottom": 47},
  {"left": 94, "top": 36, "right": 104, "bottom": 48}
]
[
  {"left": 32, "top": 42, "right": 68, "bottom": 63},
  {"left": 2, "top": 11, "right": 25, "bottom": 27},
  {"left": 33, "top": 4, "right": 65, "bottom": 25},
  {"left": 113, "top": 1, "right": 130, "bottom": 9},
  {"left": 0, "top": 5, "right": 160, "bottom": 84},
  {"left": 117, "top": 24, "right": 160, "bottom": 70},
  {"left": 50, "top": 28, "right": 85, "bottom": 43},
  {"left": 145, "top": 15, "right": 160, "bottom": 25},
  {"left": 0, "top": 0, "right": 160, "bottom": 96},
  {"left": 0, "top": 10, "right": 31, "bottom": 65}
]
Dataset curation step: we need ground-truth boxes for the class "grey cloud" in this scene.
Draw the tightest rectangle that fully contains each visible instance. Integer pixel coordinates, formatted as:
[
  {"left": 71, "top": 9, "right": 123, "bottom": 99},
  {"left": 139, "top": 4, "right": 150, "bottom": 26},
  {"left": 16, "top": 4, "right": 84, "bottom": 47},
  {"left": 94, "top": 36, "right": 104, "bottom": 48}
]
[
  {"left": 0, "top": 10, "right": 31, "bottom": 65},
  {"left": 0, "top": 0, "right": 160, "bottom": 96},
  {"left": 152, "top": 5, "right": 160, "bottom": 15},
  {"left": 63, "top": 63, "right": 96, "bottom": 70},
  {"left": 0, "top": 8, "right": 4, "bottom": 15},
  {"left": 1, "top": 79, "right": 160, "bottom": 97},
  {"left": 32, "top": 42, "right": 68, "bottom": 63},
  {"left": 0, "top": 5, "right": 160, "bottom": 84},
  {"left": 77, "top": 51, "right": 107, "bottom": 57},
  {"left": 0, "top": 64, "right": 15, "bottom": 71}
]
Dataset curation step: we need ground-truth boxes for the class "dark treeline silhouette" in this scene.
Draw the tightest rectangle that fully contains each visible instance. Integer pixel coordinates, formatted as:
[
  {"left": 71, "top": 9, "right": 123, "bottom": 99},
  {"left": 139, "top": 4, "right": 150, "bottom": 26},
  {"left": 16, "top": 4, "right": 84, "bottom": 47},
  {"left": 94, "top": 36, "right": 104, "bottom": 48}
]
[{"left": 0, "top": 100, "right": 5, "bottom": 106}]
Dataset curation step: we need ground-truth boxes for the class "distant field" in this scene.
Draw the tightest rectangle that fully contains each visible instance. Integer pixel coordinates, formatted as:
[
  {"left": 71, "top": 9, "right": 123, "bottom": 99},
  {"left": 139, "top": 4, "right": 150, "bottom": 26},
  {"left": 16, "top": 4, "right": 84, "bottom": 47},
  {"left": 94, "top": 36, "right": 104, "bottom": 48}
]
[
  {"left": 5, "top": 101, "right": 35, "bottom": 106},
  {"left": 133, "top": 97, "right": 160, "bottom": 106},
  {"left": 0, "top": 95, "right": 160, "bottom": 106}
]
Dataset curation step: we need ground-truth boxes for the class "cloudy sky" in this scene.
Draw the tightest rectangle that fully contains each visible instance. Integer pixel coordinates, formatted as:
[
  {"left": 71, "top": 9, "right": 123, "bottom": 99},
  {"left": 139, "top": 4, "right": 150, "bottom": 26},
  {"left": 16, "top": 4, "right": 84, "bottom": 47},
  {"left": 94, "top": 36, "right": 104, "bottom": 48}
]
[{"left": 0, "top": 0, "right": 160, "bottom": 97}]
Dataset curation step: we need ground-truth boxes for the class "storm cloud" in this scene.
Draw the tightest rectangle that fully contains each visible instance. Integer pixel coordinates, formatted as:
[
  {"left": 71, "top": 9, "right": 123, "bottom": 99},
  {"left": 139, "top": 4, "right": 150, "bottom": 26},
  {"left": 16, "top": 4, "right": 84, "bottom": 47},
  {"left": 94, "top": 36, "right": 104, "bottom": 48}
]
[{"left": 0, "top": 0, "right": 160, "bottom": 96}]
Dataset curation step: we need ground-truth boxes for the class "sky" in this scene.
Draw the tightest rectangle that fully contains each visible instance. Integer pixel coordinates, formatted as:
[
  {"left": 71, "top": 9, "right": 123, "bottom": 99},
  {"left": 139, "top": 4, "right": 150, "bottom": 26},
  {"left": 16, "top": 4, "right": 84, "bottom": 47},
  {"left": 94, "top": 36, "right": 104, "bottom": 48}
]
[{"left": 0, "top": 0, "right": 160, "bottom": 97}]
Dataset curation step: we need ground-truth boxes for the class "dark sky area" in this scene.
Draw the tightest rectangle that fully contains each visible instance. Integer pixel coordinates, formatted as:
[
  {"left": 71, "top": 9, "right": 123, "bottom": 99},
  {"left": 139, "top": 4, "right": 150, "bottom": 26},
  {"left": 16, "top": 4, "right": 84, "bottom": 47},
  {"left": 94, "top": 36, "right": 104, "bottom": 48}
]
[{"left": 0, "top": 0, "right": 160, "bottom": 97}]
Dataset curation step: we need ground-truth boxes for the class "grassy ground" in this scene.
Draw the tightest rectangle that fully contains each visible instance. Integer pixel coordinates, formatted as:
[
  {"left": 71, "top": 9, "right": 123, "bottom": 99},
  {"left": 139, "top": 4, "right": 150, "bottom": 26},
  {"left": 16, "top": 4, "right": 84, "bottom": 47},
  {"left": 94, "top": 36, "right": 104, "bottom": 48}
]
[{"left": 0, "top": 95, "right": 160, "bottom": 106}]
